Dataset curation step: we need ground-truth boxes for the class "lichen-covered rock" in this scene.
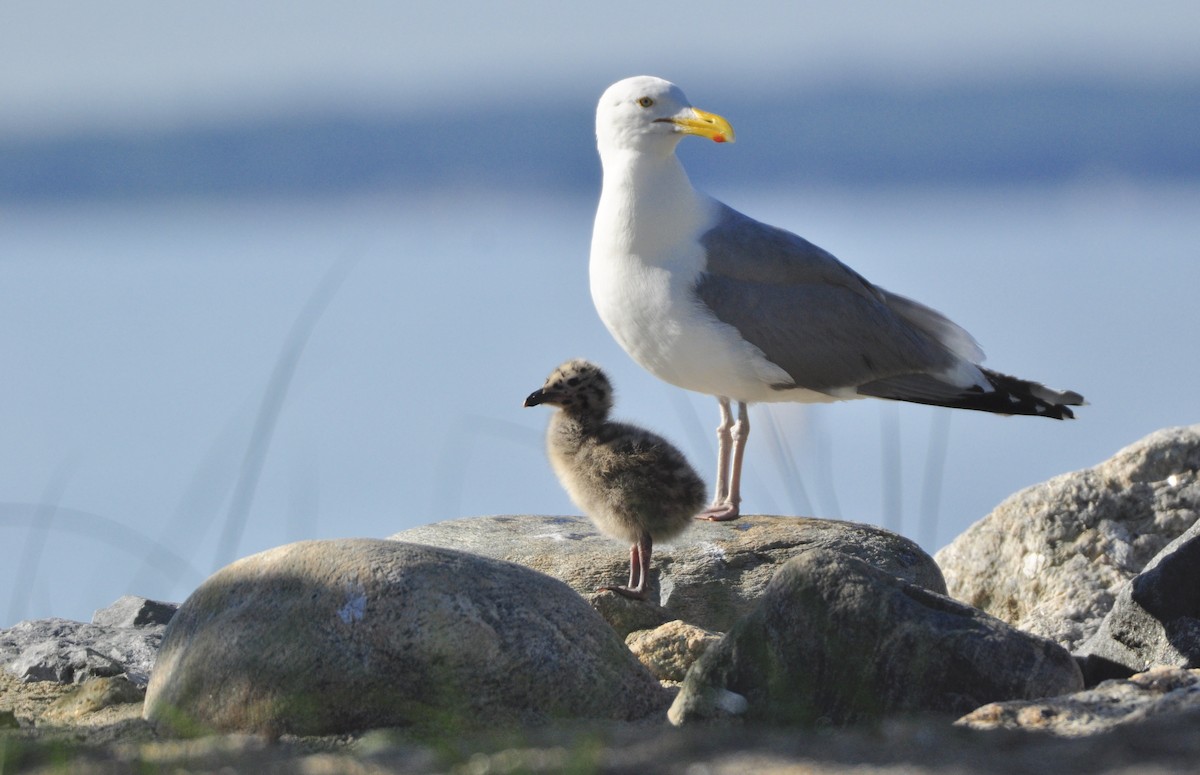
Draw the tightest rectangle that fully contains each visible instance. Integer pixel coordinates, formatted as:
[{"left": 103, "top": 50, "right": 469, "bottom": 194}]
[
  {"left": 1077, "top": 519, "right": 1200, "bottom": 682},
  {"left": 588, "top": 591, "right": 675, "bottom": 640},
  {"left": 936, "top": 425, "right": 1200, "bottom": 650},
  {"left": 626, "top": 621, "right": 722, "bottom": 683},
  {"left": 393, "top": 514, "right": 945, "bottom": 631},
  {"left": 669, "top": 549, "right": 1082, "bottom": 726},
  {"left": 40, "top": 675, "right": 145, "bottom": 724},
  {"left": 959, "top": 666, "right": 1200, "bottom": 736},
  {"left": 143, "top": 539, "right": 667, "bottom": 736}
]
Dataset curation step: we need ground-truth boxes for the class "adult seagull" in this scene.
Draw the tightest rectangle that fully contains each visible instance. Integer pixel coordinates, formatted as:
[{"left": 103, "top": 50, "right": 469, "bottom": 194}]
[{"left": 588, "top": 75, "right": 1084, "bottom": 522}]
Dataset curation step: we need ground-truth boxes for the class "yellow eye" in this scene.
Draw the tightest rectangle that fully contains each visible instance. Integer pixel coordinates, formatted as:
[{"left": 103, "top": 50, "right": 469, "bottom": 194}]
[{"left": 637, "top": 97, "right": 654, "bottom": 108}]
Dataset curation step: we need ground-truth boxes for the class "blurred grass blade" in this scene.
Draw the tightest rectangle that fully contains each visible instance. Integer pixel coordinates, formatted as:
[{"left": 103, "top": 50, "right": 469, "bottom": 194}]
[{"left": 212, "top": 254, "right": 358, "bottom": 571}]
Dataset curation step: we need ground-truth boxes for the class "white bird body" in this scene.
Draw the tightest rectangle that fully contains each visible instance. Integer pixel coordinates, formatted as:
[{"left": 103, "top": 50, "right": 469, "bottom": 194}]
[
  {"left": 588, "top": 75, "right": 1084, "bottom": 520},
  {"left": 591, "top": 154, "right": 834, "bottom": 405}
]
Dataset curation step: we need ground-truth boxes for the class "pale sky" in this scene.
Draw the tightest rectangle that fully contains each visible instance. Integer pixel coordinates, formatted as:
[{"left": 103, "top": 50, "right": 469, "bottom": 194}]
[{"left": 2, "top": 1, "right": 1197, "bottom": 132}]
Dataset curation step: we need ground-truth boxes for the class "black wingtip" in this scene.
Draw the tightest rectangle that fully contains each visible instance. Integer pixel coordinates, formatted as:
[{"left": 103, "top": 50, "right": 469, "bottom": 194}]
[
  {"left": 857, "top": 368, "right": 1083, "bottom": 419},
  {"left": 953, "top": 370, "right": 1083, "bottom": 420}
]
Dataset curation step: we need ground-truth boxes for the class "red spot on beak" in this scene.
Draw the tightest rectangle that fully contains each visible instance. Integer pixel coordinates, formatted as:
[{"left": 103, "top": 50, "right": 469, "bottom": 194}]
[{"left": 713, "top": 134, "right": 727, "bottom": 143}]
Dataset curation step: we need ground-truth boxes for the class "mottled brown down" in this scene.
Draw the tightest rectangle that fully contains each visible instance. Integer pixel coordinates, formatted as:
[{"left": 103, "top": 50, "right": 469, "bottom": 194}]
[{"left": 525, "top": 359, "right": 706, "bottom": 600}]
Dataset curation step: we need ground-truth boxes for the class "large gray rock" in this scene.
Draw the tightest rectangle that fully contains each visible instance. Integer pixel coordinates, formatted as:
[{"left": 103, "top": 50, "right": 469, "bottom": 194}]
[
  {"left": 669, "top": 549, "right": 1082, "bottom": 726},
  {"left": 392, "top": 515, "right": 945, "bottom": 631},
  {"left": 959, "top": 666, "right": 1200, "bottom": 736},
  {"left": 91, "top": 596, "right": 177, "bottom": 629},
  {"left": 1, "top": 611, "right": 167, "bottom": 686},
  {"left": 936, "top": 425, "right": 1200, "bottom": 650},
  {"left": 1077, "top": 519, "right": 1200, "bottom": 681},
  {"left": 144, "top": 539, "right": 667, "bottom": 737}
]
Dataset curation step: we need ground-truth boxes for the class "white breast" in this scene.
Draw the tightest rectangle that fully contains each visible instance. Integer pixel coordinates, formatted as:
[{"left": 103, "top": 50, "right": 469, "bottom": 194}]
[{"left": 590, "top": 191, "right": 806, "bottom": 404}]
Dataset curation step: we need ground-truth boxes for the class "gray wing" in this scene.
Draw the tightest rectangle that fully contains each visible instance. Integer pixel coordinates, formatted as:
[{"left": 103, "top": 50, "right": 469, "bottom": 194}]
[
  {"left": 695, "top": 204, "right": 975, "bottom": 392},
  {"left": 701, "top": 202, "right": 878, "bottom": 292}
]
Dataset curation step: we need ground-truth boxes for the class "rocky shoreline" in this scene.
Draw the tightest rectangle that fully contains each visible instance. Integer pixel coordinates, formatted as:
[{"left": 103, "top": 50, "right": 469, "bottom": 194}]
[
  {"left": 5, "top": 670, "right": 1200, "bottom": 774},
  {"left": 3, "top": 425, "right": 1200, "bottom": 773}
]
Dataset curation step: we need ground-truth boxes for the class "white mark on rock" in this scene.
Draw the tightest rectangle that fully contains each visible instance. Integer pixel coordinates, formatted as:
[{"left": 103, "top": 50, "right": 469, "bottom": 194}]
[
  {"left": 1022, "top": 552, "right": 1048, "bottom": 578},
  {"left": 532, "top": 531, "right": 588, "bottom": 542},
  {"left": 659, "top": 576, "right": 676, "bottom": 606},
  {"left": 338, "top": 587, "right": 368, "bottom": 624},
  {"left": 715, "top": 689, "right": 748, "bottom": 715},
  {"left": 1168, "top": 474, "right": 1180, "bottom": 487},
  {"left": 699, "top": 542, "right": 727, "bottom": 561}
]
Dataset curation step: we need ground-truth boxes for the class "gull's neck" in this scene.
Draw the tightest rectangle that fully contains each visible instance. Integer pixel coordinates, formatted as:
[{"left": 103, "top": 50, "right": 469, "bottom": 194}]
[{"left": 594, "top": 146, "right": 709, "bottom": 258}]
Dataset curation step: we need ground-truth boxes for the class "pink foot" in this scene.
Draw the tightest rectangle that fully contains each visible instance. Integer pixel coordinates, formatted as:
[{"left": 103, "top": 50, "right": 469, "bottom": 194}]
[
  {"left": 599, "top": 585, "right": 648, "bottom": 601},
  {"left": 695, "top": 503, "right": 741, "bottom": 522}
]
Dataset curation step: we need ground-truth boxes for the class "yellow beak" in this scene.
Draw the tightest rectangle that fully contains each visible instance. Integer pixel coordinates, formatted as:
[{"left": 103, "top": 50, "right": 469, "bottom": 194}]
[{"left": 664, "top": 107, "right": 735, "bottom": 144}]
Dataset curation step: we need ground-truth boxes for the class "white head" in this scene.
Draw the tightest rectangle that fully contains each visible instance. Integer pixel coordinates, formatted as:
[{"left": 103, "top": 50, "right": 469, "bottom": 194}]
[{"left": 595, "top": 76, "right": 735, "bottom": 155}]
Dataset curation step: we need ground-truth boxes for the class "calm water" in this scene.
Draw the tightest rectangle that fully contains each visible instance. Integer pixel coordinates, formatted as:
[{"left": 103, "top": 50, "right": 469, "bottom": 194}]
[{"left": 3, "top": 180, "right": 1198, "bottom": 626}]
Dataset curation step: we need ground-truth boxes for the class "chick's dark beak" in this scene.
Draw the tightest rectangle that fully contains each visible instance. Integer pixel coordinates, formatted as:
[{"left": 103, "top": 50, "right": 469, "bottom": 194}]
[{"left": 524, "top": 389, "right": 547, "bottom": 408}]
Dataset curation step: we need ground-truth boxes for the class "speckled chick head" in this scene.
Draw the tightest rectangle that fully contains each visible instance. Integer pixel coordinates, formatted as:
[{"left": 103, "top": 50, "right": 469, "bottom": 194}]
[{"left": 524, "top": 359, "right": 614, "bottom": 421}]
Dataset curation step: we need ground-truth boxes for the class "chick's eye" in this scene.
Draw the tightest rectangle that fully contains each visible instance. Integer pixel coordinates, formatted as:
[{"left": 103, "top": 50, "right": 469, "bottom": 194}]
[{"left": 636, "top": 97, "right": 654, "bottom": 108}]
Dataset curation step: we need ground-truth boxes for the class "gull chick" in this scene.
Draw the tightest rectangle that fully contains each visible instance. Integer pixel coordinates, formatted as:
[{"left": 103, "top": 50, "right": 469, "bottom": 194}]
[
  {"left": 589, "top": 75, "right": 1085, "bottom": 521},
  {"left": 524, "top": 359, "right": 706, "bottom": 600}
]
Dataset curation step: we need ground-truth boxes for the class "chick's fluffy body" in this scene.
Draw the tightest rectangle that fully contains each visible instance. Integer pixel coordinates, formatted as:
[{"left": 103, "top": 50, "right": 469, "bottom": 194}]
[{"left": 547, "top": 411, "right": 706, "bottom": 545}]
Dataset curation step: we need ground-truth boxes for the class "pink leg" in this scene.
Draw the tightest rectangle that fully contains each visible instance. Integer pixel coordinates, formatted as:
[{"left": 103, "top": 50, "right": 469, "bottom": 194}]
[
  {"left": 627, "top": 543, "right": 641, "bottom": 588},
  {"left": 724, "top": 401, "right": 750, "bottom": 516},
  {"left": 601, "top": 532, "right": 653, "bottom": 600},
  {"left": 697, "top": 398, "right": 739, "bottom": 521},
  {"left": 698, "top": 399, "right": 748, "bottom": 521}
]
